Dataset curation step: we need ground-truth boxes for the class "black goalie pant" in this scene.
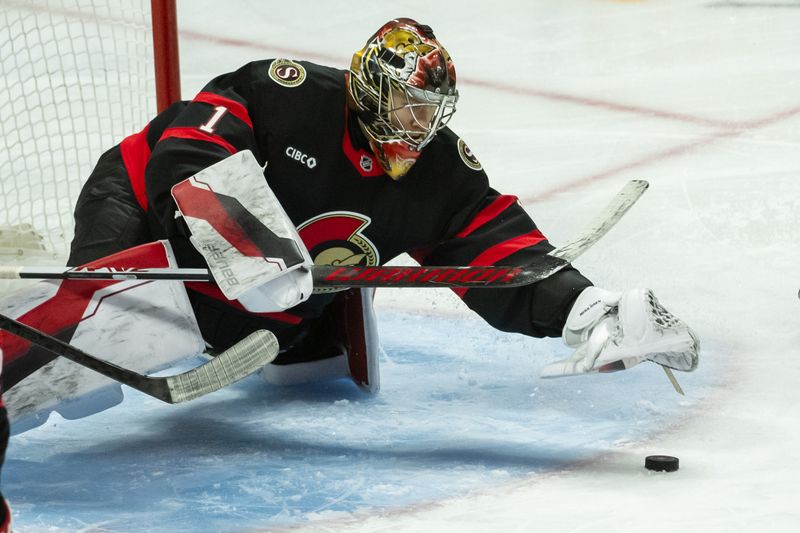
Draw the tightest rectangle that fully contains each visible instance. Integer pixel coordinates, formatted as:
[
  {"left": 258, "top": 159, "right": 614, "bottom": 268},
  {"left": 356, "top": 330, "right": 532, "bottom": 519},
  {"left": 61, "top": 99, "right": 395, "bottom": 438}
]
[{"left": 67, "top": 144, "right": 153, "bottom": 267}]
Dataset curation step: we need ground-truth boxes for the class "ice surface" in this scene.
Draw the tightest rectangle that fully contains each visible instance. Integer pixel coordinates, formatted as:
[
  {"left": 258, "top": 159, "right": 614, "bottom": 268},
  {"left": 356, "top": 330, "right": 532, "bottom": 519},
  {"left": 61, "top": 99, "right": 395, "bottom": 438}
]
[
  {"left": 5, "top": 0, "right": 800, "bottom": 531},
  {"left": 7, "top": 312, "right": 717, "bottom": 532}
]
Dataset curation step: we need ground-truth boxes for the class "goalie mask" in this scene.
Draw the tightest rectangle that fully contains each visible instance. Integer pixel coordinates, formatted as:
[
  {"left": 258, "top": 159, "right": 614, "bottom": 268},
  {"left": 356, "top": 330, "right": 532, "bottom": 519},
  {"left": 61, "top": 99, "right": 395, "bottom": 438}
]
[{"left": 348, "top": 18, "right": 458, "bottom": 179}]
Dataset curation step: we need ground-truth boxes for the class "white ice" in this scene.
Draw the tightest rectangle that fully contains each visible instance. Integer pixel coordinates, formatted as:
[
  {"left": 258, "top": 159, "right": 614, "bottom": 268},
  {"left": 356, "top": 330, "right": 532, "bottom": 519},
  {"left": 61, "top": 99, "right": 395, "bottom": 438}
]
[{"left": 5, "top": 0, "right": 800, "bottom": 531}]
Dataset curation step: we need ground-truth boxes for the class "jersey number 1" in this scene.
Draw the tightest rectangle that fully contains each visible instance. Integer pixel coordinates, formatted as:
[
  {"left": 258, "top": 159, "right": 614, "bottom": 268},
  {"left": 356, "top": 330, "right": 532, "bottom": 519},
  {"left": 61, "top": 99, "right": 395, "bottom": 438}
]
[{"left": 199, "top": 106, "right": 228, "bottom": 133}]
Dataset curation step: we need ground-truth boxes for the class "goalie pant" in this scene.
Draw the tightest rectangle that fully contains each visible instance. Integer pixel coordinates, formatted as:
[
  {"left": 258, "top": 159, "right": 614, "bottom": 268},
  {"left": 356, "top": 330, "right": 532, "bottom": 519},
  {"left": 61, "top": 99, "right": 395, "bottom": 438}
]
[{"left": 66, "top": 60, "right": 593, "bottom": 356}]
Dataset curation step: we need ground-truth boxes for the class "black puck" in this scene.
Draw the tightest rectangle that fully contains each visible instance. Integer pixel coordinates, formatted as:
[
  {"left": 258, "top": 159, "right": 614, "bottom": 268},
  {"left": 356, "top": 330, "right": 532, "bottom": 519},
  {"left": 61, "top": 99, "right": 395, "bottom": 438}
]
[{"left": 645, "top": 455, "right": 679, "bottom": 472}]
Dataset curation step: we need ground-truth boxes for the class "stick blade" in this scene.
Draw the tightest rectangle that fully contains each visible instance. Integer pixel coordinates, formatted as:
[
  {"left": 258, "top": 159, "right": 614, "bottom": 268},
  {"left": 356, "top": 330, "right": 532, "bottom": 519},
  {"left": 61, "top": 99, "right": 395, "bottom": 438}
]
[
  {"left": 164, "top": 329, "right": 279, "bottom": 404},
  {"left": 551, "top": 180, "right": 649, "bottom": 263}
]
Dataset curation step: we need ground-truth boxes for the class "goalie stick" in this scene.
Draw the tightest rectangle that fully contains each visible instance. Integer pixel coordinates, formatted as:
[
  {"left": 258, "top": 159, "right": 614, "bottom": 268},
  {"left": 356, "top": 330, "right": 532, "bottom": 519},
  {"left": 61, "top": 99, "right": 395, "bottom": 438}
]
[
  {"left": 0, "top": 180, "right": 649, "bottom": 289},
  {"left": 0, "top": 313, "right": 278, "bottom": 404}
]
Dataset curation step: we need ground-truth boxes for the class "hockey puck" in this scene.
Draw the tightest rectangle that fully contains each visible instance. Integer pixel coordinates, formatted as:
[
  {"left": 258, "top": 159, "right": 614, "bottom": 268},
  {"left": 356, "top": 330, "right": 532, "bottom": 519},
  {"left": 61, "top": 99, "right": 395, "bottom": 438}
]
[{"left": 645, "top": 455, "right": 679, "bottom": 472}]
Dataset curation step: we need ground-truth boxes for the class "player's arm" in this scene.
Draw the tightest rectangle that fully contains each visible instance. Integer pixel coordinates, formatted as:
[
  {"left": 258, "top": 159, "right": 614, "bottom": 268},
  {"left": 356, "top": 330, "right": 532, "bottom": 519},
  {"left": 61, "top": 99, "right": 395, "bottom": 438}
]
[
  {"left": 418, "top": 135, "right": 698, "bottom": 376},
  {"left": 421, "top": 186, "right": 698, "bottom": 376},
  {"left": 142, "top": 67, "right": 315, "bottom": 314},
  {"left": 417, "top": 186, "right": 592, "bottom": 338},
  {"left": 145, "top": 67, "right": 264, "bottom": 248}
]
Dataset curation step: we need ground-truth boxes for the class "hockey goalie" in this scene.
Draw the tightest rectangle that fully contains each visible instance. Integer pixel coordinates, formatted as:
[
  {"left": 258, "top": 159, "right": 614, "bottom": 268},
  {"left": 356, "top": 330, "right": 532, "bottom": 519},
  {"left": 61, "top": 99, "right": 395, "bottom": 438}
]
[{"left": 0, "top": 18, "right": 698, "bottom": 468}]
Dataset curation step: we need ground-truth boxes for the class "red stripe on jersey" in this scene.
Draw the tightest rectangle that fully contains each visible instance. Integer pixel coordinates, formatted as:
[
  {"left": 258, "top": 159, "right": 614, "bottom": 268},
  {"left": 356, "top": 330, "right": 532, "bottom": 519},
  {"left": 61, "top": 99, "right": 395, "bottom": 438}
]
[
  {"left": 172, "top": 180, "right": 264, "bottom": 258},
  {"left": 119, "top": 124, "right": 152, "bottom": 211},
  {"left": 159, "top": 126, "right": 238, "bottom": 154},
  {"left": 453, "top": 229, "right": 547, "bottom": 297},
  {"left": 456, "top": 195, "right": 519, "bottom": 238},
  {"left": 185, "top": 282, "right": 304, "bottom": 325},
  {"left": 192, "top": 91, "right": 254, "bottom": 129},
  {"left": 340, "top": 289, "right": 370, "bottom": 387}
]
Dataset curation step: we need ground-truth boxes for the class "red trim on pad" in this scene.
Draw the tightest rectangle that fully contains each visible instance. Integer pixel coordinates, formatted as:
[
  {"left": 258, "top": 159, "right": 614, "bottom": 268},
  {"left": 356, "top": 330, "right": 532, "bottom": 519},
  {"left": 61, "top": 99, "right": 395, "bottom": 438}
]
[{"left": 171, "top": 179, "right": 264, "bottom": 258}]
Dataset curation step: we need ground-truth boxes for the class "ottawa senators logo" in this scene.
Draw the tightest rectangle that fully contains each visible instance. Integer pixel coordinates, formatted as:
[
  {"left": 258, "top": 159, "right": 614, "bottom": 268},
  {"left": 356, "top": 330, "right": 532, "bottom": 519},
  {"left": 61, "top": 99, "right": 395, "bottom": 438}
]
[
  {"left": 268, "top": 59, "right": 307, "bottom": 87},
  {"left": 297, "top": 212, "right": 380, "bottom": 293},
  {"left": 458, "top": 138, "right": 482, "bottom": 171}
]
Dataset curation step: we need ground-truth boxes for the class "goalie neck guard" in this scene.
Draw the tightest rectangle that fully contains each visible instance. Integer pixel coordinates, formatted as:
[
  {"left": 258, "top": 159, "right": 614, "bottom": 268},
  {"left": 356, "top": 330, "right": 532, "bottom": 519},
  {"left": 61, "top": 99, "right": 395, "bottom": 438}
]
[{"left": 348, "top": 18, "right": 458, "bottom": 180}]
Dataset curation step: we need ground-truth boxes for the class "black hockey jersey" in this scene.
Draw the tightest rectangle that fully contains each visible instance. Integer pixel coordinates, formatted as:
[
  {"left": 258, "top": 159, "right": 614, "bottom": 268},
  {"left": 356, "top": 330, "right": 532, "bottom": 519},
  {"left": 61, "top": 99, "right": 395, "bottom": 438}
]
[{"left": 128, "top": 59, "right": 591, "bottom": 346}]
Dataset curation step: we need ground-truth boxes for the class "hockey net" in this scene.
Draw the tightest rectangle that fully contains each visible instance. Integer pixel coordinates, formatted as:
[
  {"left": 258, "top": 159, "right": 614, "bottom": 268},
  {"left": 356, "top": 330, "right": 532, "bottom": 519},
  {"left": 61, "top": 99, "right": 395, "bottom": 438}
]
[{"left": 0, "top": 0, "right": 178, "bottom": 279}]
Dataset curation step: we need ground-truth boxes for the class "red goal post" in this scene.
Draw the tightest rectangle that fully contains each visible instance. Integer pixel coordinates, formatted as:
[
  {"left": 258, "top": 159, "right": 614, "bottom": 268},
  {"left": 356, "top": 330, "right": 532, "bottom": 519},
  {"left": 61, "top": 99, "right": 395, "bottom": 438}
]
[{"left": 0, "top": 0, "right": 180, "bottom": 268}]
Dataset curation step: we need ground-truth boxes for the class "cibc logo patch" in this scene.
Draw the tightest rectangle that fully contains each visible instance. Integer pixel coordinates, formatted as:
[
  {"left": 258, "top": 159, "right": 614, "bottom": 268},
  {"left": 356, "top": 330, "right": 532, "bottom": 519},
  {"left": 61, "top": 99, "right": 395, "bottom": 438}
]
[
  {"left": 285, "top": 146, "right": 317, "bottom": 169},
  {"left": 268, "top": 59, "right": 306, "bottom": 87},
  {"left": 458, "top": 138, "right": 483, "bottom": 171}
]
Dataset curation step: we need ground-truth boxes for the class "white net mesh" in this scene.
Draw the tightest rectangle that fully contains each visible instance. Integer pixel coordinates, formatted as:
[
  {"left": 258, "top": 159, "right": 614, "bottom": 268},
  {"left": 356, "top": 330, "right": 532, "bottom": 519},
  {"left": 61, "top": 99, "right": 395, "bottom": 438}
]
[{"left": 0, "top": 0, "right": 157, "bottom": 265}]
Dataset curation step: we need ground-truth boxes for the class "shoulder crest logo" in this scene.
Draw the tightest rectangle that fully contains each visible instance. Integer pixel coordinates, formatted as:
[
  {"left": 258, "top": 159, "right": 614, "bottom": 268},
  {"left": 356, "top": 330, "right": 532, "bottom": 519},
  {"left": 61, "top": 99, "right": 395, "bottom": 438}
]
[
  {"left": 268, "top": 59, "right": 307, "bottom": 88},
  {"left": 457, "top": 138, "right": 482, "bottom": 171}
]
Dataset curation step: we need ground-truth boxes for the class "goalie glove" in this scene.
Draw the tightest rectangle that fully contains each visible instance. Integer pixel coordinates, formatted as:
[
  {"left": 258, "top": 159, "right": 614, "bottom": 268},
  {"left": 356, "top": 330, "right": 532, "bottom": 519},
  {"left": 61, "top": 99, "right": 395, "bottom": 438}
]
[{"left": 540, "top": 286, "right": 699, "bottom": 378}]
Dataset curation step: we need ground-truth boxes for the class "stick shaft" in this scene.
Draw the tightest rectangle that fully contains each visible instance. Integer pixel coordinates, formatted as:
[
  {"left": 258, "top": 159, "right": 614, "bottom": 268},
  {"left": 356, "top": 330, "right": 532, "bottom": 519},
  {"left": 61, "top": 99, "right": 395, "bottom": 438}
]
[
  {"left": 1, "top": 262, "right": 566, "bottom": 288},
  {"left": 0, "top": 180, "right": 649, "bottom": 289}
]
